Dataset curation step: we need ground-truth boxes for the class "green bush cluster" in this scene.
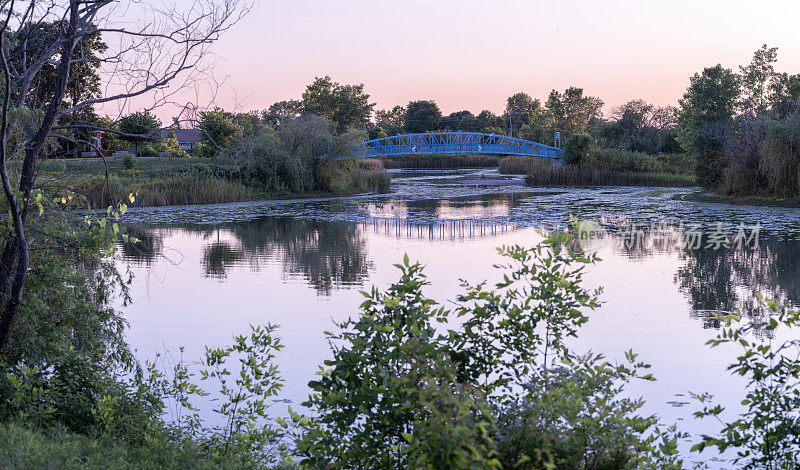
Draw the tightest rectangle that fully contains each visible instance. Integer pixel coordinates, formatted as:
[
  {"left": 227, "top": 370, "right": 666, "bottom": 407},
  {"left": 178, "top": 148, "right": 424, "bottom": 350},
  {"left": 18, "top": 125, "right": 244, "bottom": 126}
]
[
  {"left": 295, "top": 232, "right": 685, "bottom": 469},
  {"left": 316, "top": 158, "right": 390, "bottom": 193}
]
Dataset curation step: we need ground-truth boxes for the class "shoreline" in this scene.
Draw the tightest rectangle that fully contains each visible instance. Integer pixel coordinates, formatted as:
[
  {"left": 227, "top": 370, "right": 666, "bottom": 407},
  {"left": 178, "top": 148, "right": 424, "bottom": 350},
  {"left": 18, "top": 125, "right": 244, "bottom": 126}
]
[{"left": 679, "top": 191, "right": 800, "bottom": 208}]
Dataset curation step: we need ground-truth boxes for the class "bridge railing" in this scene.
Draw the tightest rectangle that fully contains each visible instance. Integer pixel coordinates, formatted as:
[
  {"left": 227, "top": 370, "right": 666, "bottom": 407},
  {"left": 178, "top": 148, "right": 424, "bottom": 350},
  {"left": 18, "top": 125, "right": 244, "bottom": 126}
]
[{"left": 325, "top": 131, "right": 564, "bottom": 160}]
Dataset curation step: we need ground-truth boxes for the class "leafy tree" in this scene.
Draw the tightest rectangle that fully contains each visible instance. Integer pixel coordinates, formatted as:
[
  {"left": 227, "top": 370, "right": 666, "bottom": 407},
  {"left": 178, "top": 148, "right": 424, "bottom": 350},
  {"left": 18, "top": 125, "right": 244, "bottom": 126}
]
[
  {"left": 597, "top": 99, "right": 677, "bottom": 153},
  {"left": 546, "top": 87, "right": 604, "bottom": 137},
  {"left": 476, "top": 110, "right": 499, "bottom": 132},
  {"left": 376, "top": 105, "right": 406, "bottom": 135},
  {"left": 518, "top": 107, "right": 555, "bottom": 144},
  {"left": 677, "top": 64, "right": 740, "bottom": 188},
  {"left": 769, "top": 72, "right": 800, "bottom": 115},
  {"left": 117, "top": 111, "right": 162, "bottom": 157},
  {"left": 739, "top": 44, "right": 778, "bottom": 115},
  {"left": 441, "top": 110, "right": 479, "bottom": 132},
  {"left": 403, "top": 100, "right": 442, "bottom": 133},
  {"left": 563, "top": 133, "right": 594, "bottom": 165},
  {"left": 267, "top": 100, "right": 302, "bottom": 118},
  {"left": 504, "top": 92, "right": 540, "bottom": 135},
  {"left": 197, "top": 108, "right": 242, "bottom": 157},
  {"left": 301, "top": 76, "right": 374, "bottom": 132},
  {"left": 693, "top": 296, "right": 800, "bottom": 469}
]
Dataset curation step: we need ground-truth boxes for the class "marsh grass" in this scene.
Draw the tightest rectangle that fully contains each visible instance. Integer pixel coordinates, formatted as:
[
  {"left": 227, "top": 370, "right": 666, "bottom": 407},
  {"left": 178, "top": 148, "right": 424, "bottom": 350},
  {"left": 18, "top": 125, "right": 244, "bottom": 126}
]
[
  {"left": 525, "top": 167, "right": 695, "bottom": 187},
  {"left": 380, "top": 154, "right": 501, "bottom": 169},
  {"left": 500, "top": 149, "right": 697, "bottom": 187},
  {"left": 498, "top": 156, "right": 554, "bottom": 175},
  {"left": 317, "top": 158, "right": 390, "bottom": 193},
  {"left": 0, "top": 422, "right": 220, "bottom": 470}
]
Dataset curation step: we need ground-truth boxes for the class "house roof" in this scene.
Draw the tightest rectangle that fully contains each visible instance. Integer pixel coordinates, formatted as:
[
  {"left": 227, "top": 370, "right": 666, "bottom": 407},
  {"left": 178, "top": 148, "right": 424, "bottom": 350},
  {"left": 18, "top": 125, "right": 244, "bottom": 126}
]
[{"left": 161, "top": 128, "right": 201, "bottom": 144}]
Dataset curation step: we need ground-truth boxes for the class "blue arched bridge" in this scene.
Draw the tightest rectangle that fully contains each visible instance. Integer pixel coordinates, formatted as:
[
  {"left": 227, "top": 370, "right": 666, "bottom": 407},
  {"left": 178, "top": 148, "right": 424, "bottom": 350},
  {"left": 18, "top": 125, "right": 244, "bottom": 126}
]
[{"left": 324, "top": 131, "right": 564, "bottom": 160}]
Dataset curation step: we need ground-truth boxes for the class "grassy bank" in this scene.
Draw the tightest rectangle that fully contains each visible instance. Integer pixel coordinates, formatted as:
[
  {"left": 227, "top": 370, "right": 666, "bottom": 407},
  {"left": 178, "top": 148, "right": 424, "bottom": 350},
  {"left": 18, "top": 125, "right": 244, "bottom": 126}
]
[
  {"left": 38, "top": 156, "right": 389, "bottom": 208},
  {"left": 526, "top": 167, "right": 695, "bottom": 187},
  {"left": 316, "top": 158, "right": 391, "bottom": 193},
  {"left": 500, "top": 149, "right": 697, "bottom": 187},
  {"left": 380, "top": 153, "right": 501, "bottom": 169},
  {"left": 0, "top": 422, "right": 216, "bottom": 470},
  {"left": 680, "top": 191, "right": 800, "bottom": 207}
]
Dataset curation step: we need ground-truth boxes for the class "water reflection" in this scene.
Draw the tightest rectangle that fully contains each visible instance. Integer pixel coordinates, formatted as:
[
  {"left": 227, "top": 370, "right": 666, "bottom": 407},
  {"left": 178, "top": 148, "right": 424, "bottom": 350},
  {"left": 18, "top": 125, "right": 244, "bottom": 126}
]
[
  {"left": 574, "top": 221, "right": 799, "bottom": 328},
  {"left": 676, "top": 238, "right": 800, "bottom": 329},
  {"left": 125, "top": 217, "right": 371, "bottom": 295}
]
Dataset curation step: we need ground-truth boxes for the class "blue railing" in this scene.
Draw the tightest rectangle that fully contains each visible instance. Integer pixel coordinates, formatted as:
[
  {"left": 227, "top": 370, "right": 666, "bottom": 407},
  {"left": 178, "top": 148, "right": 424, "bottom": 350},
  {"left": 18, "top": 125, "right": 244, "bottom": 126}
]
[{"left": 324, "top": 132, "right": 564, "bottom": 160}]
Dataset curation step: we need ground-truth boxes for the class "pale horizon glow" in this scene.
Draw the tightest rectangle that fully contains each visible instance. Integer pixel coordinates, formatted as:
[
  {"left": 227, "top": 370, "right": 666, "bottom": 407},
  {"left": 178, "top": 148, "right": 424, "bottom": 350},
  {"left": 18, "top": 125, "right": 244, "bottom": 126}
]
[{"left": 139, "top": 0, "right": 800, "bottom": 120}]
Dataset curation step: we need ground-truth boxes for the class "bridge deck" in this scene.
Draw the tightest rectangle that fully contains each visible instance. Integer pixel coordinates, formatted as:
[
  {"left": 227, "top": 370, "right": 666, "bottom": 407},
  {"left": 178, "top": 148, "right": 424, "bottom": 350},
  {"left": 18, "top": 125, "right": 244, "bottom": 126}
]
[{"left": 325, "top": 131, "right": 563, "bottom": 160}]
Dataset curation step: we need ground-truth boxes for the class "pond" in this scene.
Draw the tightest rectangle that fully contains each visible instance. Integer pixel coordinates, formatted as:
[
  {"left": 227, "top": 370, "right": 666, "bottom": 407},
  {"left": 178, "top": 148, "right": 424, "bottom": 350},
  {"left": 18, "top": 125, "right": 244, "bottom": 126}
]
[{"left": 119, "top": 168, "right": 800, "bottom": 467}]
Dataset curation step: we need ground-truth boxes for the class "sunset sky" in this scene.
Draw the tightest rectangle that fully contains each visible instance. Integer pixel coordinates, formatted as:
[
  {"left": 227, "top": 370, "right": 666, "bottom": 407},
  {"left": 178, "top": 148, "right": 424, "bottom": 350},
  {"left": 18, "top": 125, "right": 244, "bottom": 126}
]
[{"left": 160, "top": 0, "right": 800, "bottom": 118}]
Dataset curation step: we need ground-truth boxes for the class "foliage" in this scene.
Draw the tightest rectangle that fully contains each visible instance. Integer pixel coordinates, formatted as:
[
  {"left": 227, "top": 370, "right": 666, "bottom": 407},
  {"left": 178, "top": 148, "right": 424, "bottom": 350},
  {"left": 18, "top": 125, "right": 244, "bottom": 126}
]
[
  {"left": 525, "top": 166, "right": 695, "bottom": 188},
  {"left": 505, "top": 92, "right": 541, "bottom": 133},
  {"left": 375, "top": 105, "right": 406, "bottom": 136},
  {"left": 692, "top": 296, "right": 800, "bottom": 469},
  {"left": 118, "top": 111, "right": 162, "bottom": 157},
  {"left": 493, "top": 352, "right": 683, "bottom": 470},
  {"left": 301, "top": 76, "right": 374, "bottom": 132},
  {"left": 316, "top": 158, "right": 390, "bottom": 193},
  {"left": 297, "top": 255, "right": 453, "bottom": 468},
  {"left": 299, "top": 231, "right": 683, "bottom": 469},
  {"left": 563, "top": 133, "right": 593, "bottom": 165},
  {"left": 404, "top": 100, "right": 442, "bottom": 133},
  {"left": 593, "top": 99, "right": 679, "bottom": 154},
  {"left": 121, "top": 153, "right": 136, "bottom": 170},
  {"left": 545, "top": 87, "right": 604, "bottom": 137},
  {"left": 498, "top": 156, "right": 552, "bottom": 175},
  {"left": 676, "top": 64, "right": 740, "bottom": 188},
  {"left": 0, "top": 422, "right": 223, "bottom": 470},
  {"left": 197, "top": 108, "right": 243, "bottom": 157}
]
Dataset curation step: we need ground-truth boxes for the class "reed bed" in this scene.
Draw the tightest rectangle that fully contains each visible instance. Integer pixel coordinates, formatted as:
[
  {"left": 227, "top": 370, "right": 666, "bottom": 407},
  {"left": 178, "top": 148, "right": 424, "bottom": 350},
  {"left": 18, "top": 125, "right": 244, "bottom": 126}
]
[
  {"left": 380, "top": 154, "right": 500, "bottom": 169},
  {"left": 525, "top": 167, "right": 696, "bottom": 187}
]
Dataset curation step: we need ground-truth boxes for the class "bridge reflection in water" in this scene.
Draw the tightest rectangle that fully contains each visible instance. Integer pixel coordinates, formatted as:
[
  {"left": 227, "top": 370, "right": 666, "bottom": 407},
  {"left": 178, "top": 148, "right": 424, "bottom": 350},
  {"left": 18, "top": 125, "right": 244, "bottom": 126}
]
[{"left": 359, "top": 216, "right": 523, "bottom": 240}]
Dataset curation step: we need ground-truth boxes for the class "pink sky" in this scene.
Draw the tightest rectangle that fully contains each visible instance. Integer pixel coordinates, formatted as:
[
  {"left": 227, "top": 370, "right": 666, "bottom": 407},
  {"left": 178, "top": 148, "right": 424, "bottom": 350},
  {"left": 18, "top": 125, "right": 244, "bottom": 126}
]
[{"left": 144, "top": 0, "right": 800, "bottom": 119}]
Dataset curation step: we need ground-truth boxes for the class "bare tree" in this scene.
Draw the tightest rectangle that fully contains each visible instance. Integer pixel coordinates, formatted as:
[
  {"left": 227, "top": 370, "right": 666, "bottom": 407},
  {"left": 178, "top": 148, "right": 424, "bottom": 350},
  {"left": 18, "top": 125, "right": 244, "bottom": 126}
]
[{"left": 0, "top": 0, "right": 252, "bottom": 352}]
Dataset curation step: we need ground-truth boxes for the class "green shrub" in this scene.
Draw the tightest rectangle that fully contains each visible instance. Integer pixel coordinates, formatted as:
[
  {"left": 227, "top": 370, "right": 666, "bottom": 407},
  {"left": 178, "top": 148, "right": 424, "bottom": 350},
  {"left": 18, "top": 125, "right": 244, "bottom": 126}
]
[
  {"left": 139, "top": 147, "right": 158, "bottom": 159},
  {"left": 563, "top": 133, "right": 593, "bottom": 165},
  {"left": 692, "top": 297, "right": 800, "bottom": 468},
  {"left": 121, "top": 153, "right": 136, "bottom": 170},
  {"left": 298, "top": 232, "right": 685, "bottom": 469}
]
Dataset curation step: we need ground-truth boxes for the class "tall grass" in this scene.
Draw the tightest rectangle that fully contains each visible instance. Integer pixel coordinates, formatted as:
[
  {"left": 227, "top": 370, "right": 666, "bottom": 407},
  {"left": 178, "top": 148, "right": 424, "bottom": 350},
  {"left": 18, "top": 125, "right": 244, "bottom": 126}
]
[
  {"left": 525, "top": 167, "right": 695, "bottom": 187},
  {"left": 67, "top": 174, "right": 258, "bottom": 208},
  {"left": 498, "top": 156, "right": 554, "bottom": 175},
  {"left": 380, "top": 154, "right": 500, "bottom": 169},
  {"left": 316, "top": 158, "right": 390, "bottom": 193},
  {"left": 508, "top": 148, "right": 697, "bottom": 188}
]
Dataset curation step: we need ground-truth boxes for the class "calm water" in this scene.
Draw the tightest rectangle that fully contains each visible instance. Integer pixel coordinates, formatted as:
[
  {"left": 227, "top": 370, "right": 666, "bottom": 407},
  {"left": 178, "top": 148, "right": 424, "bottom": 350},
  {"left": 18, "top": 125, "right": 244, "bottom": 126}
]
[{"left": 120, "top": 169, "right": 800, "bottom": 467}]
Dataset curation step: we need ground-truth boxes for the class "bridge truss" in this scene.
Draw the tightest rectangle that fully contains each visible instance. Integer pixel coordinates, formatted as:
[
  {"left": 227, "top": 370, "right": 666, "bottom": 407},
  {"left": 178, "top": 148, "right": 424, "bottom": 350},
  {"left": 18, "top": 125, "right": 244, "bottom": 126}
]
[{"left": 326, "top": 132, "right": 563, "bottom": 160}]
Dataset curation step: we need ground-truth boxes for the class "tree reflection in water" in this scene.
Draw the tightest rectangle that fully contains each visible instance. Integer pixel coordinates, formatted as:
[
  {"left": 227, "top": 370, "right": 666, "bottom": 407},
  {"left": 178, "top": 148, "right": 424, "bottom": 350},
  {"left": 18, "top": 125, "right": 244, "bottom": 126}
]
[
  {"left": 598, "top": 223, "right": 798, "bottom": 329},
  {"left": 124, "top": 217, "right": 372, "bottom": 295},
  {"left": 675, "top": 237, "right": 800, "bottom": 329}
]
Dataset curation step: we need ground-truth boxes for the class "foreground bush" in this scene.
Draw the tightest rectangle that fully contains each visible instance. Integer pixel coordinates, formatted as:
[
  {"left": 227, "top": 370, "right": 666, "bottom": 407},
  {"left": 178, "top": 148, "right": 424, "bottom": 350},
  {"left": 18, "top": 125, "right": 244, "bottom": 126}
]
[
  {"left": 693, "top": 296, "right": 800, "bottom": 468},
  {"left": 0, "top": 422, "right": 220, "bottom": 470},
  {"left": 297, "top": 232, "right": 684, "bottom": 469}
]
